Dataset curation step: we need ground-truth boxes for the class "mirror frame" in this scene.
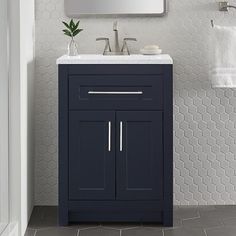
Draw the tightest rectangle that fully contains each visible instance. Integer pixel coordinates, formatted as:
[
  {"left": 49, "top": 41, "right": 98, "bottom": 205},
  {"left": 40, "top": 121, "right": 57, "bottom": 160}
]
[{"left": 65, "top": 0, "right": 167, "bottom": 17}]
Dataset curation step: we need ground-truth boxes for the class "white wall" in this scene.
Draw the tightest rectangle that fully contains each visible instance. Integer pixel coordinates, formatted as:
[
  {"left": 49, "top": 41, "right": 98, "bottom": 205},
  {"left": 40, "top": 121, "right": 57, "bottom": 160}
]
[
  {"left": 0, "top": 0, "right": 9, "bottom": 232},
  {"left": 6, "top": 0, "right": 35, "bottom": 235},
  {"left": 19, "top": 0, "right": 35, "bottom": 233},
  {"left": 35, "top": 0, "right": 236, "bottom": 205}
]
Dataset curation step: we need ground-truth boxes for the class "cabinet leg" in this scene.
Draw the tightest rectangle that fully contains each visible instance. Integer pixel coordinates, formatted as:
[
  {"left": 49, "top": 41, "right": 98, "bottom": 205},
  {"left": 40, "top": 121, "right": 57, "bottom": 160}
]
[{"left": 163, "top": 210, "right": 173, "bottom": 227}]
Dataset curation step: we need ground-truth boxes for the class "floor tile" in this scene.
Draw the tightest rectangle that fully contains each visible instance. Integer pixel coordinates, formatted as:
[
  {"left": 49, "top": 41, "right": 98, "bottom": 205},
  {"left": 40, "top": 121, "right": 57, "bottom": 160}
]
[
  {"left": 102, "top": 222, "right": 140, "bottom": 230},
  {"left": 142, "top": 222, "right": 164, "bottom": 229},
  {"left": 28, "top": 206, "right": 59, "bottom": 229},
  {"left": 141, "top": 217, "right": 182, "bottom": 229},
  {"left": 172, "top": 218, "right": 182, "bottom": 228},
  {"left": 182, "top": 216, "right": 222, "bottom": 229},
  {"left": 222, "top": 217, "right": 236, "bottom": 226},
  {"left": 25, "top": 229, "right": 36, "bottom": 236},
  {"left": 71, "top": 223, "right": 100, "bottom": 229},
  {"left": 28, "top": 207, "right": 46, "bottom": 229},
  {"left": 199, "top": 207, "right": 236, "bottom": 220},
  {"left": 206, "top": 226, "right": 236, "bottom": 236},
  {"left": 29, "top": 206, "right": 45, "bottom": 220},
  {"left": 122, "top": 227, "right": 163, "bottom": 236},
  {"left": 28, "top": 215, "right": 58, "bottom": 229},
  {"left": 36, "top": 227, "right": 78, "bottom": 236},
  {"left": 43, "top": 206, "right": 58, "bottom": 219},
  {"left": 79, "top": 227, "right": 120, "bottom": 236},
  {"left": 173, "top": 206, "right": 179, "bottom": 211},
  {"left": 174, "top": 206, "right": 199, "bottom": 220},
  {"left": 25, "top": 206, "right": 236, "bottom": 236},
  {"left": 197, "top": 205, "right": 216, "bottom": 212},
  {"left": 164, "top": 228, "right": 206, "bottom": 236},
  {"left": 215, "top": 205, "right": 236, "bottom": 210}
]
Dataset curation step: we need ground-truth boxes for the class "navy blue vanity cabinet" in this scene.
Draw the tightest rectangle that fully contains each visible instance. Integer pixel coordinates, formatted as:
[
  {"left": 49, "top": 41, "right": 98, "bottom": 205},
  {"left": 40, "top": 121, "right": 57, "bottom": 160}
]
[{"left": 59, "top": 64, "right": 173, "bottom": 227}]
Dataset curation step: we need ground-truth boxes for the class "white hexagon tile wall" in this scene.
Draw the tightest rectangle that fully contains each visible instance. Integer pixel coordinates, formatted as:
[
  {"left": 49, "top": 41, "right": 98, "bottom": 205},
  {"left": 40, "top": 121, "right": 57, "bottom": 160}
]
[{"left": 35, "top": 0, "right": 236, "bottom": 205}]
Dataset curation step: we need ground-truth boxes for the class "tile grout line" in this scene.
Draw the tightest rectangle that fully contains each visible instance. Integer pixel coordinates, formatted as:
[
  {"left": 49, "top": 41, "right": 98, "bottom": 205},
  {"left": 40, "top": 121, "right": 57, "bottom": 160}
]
[
  {"left": 117, "top": 226, "right": 140, "bottom": 231},
  {"left": 203, "top": 225, "right": 226, "bottom": 230},
  {"left": 78, "top": 226, "right": 100, "bottom": 231},
  {"left": 33, "top": 229, "right": 37, "bottom": 236},
  {"left": 182, "top": 216, "right": 201, "bottom": 221}
]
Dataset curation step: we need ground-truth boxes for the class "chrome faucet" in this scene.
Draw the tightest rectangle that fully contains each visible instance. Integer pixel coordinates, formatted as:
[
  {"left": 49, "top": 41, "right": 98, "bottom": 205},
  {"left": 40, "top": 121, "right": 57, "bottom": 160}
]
[
  {"left": 113, "top": 21, "right": 120, "bottom": 53},
  {"left": 96, "top": 21, "right": 137, "bottom": 55}
]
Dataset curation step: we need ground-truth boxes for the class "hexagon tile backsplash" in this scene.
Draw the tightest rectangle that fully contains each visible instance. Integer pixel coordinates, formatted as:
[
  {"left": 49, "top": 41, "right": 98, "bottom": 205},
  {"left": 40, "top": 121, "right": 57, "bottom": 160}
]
[{"left": 35, "top": 0, "right": 236, "bottom": 205}]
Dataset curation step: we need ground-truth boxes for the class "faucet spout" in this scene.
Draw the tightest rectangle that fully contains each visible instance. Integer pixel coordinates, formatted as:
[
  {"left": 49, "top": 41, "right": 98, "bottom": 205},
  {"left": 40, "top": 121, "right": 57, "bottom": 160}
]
[
  {"left": 113, "top": 21, "right": 120, "bottom": 53},
  {"left": 113, "top": 21, "right": 118, "bottom": 31}
]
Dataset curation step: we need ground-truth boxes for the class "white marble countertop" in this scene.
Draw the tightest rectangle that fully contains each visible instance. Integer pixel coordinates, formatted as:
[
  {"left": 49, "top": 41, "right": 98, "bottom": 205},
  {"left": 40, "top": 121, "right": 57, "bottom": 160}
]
[{"left": 56, "top": 54, "right": 173, "bottom": 64}]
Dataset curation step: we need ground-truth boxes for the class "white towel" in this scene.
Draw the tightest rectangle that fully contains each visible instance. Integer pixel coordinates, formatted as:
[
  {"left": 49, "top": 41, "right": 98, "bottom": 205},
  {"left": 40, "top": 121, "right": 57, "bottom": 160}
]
[{"left": 210, "top": 25, "right": 236, "bottom": 88}]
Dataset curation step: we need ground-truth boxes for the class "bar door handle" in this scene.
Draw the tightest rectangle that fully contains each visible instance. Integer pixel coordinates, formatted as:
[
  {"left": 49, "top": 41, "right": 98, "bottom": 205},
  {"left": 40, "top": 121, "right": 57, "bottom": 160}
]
[
  {"left": 108, "top": 121, "right": 111, "bottom": 152},
  {"left": 88, "top": 91, "right": 143, "bottom": 95},
  {"left": 120, "top": 121, "right": 123, "bottom": 152}
]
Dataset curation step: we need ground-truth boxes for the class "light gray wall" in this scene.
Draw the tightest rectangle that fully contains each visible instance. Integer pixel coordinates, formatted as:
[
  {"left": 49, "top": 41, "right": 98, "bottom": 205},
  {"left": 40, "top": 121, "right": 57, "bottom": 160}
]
[{"left": 35, "top": 0, "right": 236, "bottom": 205}]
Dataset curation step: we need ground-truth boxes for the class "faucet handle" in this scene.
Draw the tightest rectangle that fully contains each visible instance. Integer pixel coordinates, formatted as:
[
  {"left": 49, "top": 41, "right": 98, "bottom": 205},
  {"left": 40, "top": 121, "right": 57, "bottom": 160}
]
[
  {"left": 121, "top": 38, "right": 137, "bottom": 55},
  {"left": 123, "top": 38, "right": 137, "bottom": 42},
  {"left": 96, "top": 37, "right": 109, "bottom": 41},
  {"left": 96, "top": 37, "right": 111, "bottom": 55}
]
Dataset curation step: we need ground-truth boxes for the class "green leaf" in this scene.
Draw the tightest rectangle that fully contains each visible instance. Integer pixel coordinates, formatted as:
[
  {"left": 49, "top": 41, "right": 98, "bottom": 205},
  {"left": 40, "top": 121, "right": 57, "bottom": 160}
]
[
  {"left": 75, "top": 20, "right": 80, "bottom": 30},
  {"left": 64, "top": 32, "right": 72, "bottom": 37},
  {"left": 70, "top": 19, "right": 75, "bottom": 30},
  {"left": 73, "top": 29, "right": 83, "bottom": 37},
  {"left": 62, "top": 21, "right": 71, "bottom": 30},
  {"left": 63, "top": 29, "right": 72, "bottom": 37}
]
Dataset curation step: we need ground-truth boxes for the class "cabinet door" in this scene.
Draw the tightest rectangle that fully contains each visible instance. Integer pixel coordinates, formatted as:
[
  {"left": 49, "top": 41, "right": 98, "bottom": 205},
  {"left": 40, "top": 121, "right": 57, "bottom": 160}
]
[
  {"left": 69, "top": 111, "right": 115, "bottom": 200},
  {"left": 116, "top": 111, "right": 163, "bottom": 200}
]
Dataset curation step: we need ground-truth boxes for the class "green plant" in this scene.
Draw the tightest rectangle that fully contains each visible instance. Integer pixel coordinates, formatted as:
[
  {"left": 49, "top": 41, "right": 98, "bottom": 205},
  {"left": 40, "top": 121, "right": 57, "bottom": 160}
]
[{"left": 62, "top": 19, "right": 83, "bottom": 38}]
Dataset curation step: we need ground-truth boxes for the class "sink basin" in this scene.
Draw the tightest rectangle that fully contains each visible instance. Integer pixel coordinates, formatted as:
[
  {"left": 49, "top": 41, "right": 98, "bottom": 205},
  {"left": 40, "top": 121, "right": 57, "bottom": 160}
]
[{"left": 57, "top": 54, "right": 173, "bottom": 64}]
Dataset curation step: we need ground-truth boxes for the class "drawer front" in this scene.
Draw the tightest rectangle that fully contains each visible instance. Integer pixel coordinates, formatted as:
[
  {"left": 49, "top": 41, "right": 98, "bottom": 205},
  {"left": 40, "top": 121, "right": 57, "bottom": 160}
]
[{"left": 69, "top": 75, "right": 163, "bottom": 110}]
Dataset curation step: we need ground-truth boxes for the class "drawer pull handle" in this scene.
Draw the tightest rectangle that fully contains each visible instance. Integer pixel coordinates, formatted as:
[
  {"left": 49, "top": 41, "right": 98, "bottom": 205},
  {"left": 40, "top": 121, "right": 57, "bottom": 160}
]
[
  {"left": 88, "top": 91, "right": 143, "bottom": 95},
  {"left": 120, "top": 121, "right": 123, "bottom": 152},
  {"left": 108, "top": 121, "right": 111, "bottom": 152}
]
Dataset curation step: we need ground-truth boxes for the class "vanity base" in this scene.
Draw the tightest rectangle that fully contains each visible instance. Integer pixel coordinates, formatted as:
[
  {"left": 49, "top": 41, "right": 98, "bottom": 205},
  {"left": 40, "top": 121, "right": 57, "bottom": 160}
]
[
  {"left": 69, "top": 212, "right": 162, "bottom": 223},
  {"left": 59, "top": 200, "right": 173, "bottom": 226}
]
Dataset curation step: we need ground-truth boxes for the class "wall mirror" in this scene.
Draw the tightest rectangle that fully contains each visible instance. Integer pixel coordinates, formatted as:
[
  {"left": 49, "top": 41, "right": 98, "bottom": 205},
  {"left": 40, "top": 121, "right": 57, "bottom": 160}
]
[{"left": 65, "top": 0, "right": 167, "bottom": 16}]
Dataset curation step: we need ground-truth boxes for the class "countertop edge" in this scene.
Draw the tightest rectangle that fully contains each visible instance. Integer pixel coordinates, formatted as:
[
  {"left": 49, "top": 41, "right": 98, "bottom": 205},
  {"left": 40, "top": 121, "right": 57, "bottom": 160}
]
[{"left": 56, "top": 54, "right": 173, "bottom": 65}]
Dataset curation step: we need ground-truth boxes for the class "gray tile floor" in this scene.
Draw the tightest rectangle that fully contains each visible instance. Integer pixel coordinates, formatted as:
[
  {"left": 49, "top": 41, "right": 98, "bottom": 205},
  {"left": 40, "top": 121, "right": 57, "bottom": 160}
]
[{"left": 25, "top": 206, "right": 236, "bottom": 236}]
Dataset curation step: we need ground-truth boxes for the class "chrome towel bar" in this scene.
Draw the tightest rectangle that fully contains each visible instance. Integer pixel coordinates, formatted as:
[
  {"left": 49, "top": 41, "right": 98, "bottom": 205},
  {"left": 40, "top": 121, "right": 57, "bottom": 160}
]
[
  {"left": 219, "top": 1, "right": 236, "bottom": 11},
  {"left": 211, "top": 1, "right": 236, "bottom": 27}
]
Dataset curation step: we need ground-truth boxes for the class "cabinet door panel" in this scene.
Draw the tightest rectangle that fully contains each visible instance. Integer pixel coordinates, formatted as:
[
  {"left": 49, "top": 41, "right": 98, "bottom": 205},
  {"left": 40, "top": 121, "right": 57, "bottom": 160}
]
[
  {"left": 69, "top": 111, "right": 115, "bottom": 200},
  {"left": 116, "top": 111, "right": 163, "bottom": 200}
]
